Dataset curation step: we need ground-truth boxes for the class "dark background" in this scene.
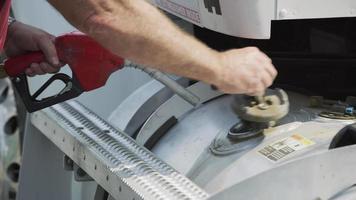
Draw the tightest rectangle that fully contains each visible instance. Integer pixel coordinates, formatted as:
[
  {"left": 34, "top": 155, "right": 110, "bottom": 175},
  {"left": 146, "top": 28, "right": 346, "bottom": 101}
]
[{"left": 194, "top": 17, "right": 356, "bottom": 100}]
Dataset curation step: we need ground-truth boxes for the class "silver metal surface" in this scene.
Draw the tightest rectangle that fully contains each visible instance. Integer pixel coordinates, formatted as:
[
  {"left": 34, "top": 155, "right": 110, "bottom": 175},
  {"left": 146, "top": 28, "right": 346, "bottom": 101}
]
[
  {"left": 148, "top": 87, "right": 355, "bottom": 195},
  {"left": 31, "top": 101, "right": 209, "bottom": 200},
  {"left": 136, "top": 82, "right": 222, "bottom": 146},
  {"left": 0, "top": 79, "right": 20, "bottom": 200},
  {"left": 108, "top": 78, "right": 189, "bottom": 136},
  {"left": 209, "top": 145, "right": 356, "bottom": 200},
  {"left": 151, "top": 94, "right": 238, "bottom": 175}
]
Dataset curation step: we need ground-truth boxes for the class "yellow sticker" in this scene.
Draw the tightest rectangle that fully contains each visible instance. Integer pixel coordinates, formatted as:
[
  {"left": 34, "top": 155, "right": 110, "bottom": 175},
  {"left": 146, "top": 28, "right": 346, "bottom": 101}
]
[{"left": 259, "top": 134, "right": 315, "bottom": 162}]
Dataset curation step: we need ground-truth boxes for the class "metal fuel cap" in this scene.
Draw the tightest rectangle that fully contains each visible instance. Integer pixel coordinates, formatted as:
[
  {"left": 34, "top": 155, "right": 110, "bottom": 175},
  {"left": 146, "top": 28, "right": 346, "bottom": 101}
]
[{"left": 232, "top": 89, "right": 290, "bottom": 124}]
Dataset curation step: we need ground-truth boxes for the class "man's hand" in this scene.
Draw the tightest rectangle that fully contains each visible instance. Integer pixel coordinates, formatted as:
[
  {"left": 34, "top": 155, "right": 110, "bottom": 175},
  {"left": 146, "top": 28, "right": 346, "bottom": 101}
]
[
  {"left": 4, "top": 21, "right": 63, "bottom": 76},
  {"left": 213, "top": 47, "right": 277, "bottom": 95}
]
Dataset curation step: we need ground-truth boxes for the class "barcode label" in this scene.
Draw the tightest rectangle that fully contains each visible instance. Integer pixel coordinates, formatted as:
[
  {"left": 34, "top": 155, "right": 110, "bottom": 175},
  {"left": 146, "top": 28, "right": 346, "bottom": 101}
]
[{"left": 259, "top": 134, "right": 315, "bottom": 162}]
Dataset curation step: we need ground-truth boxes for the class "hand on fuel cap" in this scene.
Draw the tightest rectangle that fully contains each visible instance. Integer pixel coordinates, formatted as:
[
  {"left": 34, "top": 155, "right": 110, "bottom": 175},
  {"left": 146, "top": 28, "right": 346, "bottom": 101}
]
[
  {"left": 4, "top": 21, "right": 64, "bottom": 77},
  {"left": 213, "top": 47, "right": 277, "bottom": 95}
]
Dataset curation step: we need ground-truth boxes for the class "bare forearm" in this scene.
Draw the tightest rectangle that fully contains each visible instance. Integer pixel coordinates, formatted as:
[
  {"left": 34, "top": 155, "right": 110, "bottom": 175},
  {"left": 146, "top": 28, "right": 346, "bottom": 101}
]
[
  {"left": 47, "top": 0, "right": 221, "bottom": 84},
  {"left": 47, "top": 0, "right": 277, "bottom": 95}
]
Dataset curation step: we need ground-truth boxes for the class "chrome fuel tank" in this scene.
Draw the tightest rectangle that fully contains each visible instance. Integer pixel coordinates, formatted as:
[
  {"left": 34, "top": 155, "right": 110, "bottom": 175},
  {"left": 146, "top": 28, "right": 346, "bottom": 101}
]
[{"left": 110, "top": 81, "right": 356, "bottom": 199}]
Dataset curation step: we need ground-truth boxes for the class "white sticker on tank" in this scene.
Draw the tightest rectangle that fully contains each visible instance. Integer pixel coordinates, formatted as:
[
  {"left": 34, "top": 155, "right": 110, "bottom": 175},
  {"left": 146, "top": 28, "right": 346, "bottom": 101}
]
[{"left": 258, "top": 134, "right": 315, "bottom": 162}]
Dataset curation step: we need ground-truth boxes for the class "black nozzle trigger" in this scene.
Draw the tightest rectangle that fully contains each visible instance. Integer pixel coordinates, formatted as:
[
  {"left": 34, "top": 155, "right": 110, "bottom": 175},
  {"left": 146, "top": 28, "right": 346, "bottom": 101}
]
[{"left": 11, "top": 73, "right": 83, "bottom": 112}]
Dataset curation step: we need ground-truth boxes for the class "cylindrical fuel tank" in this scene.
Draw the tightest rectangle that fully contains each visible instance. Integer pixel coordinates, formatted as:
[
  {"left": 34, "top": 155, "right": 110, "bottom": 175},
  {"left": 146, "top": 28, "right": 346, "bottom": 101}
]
[{"left": 110, "top": 81, "right": 356, "bottom": 199}]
